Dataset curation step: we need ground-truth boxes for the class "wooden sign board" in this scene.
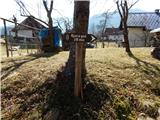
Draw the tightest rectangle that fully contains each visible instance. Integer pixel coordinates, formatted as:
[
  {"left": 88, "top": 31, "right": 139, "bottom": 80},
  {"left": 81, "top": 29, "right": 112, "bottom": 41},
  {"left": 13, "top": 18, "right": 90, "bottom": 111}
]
[{"left": 64, "top": 33, "right": 97, "bottom": 42}]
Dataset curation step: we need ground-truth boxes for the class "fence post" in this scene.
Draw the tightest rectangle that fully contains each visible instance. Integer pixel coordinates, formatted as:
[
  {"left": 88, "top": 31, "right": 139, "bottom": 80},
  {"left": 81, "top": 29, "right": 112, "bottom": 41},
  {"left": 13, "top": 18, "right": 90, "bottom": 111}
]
[
  {"left": 3, "top": 20, "right": 9, "bottom": 57},
  {"left": 24, "top": 38, "right": 29, "bottom": 54},
  {"left": 9, "top": 31, "right": 13, "bottom": 57}
]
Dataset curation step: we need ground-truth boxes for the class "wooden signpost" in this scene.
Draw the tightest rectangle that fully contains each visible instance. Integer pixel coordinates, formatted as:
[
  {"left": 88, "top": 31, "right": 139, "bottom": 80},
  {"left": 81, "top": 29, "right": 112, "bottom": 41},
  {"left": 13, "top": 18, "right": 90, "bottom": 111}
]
[
  {"left": 64, "top": 0, "right": 94, "bottom": 99},
  {"left": 63, "top": 0, "right": 97, "bottom": 99},
  {"left": 64, "top": 32, "right": 97, "bottom": 98}
]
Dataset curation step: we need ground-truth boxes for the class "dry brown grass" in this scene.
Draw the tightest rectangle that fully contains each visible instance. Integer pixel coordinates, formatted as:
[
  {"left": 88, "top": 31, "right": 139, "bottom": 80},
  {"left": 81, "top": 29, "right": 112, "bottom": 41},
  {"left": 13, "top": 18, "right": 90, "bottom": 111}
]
[
  {"left": 1, "top": 47, "right": 160, "bottom": 119},
  {"left": 86, "top": 48, "right": 160, "bottom": 97},
  {"left": 86, "top": 48, "right": 160, "bottom": 119},
  {"left": 96, "top": 41, "right": 118, "bottom": 48}
]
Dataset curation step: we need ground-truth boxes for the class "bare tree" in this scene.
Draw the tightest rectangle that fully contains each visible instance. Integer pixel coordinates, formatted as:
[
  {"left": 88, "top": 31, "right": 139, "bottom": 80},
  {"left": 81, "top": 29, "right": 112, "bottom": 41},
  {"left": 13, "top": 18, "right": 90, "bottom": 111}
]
[
  {"left": 116, "top": 0, "right": 139, "bottom": 53},
  {"left": 54, "top": 17, "right": 73, "bottom": 32},
  {"left": 90, "top": 23, "right": 96, "bottom": 35},
  {"left": 97, "top": 10, "right": 116, "bottom": 48},
  {"left": 43, "top": 0, "right": 54, "bottom": 50}
]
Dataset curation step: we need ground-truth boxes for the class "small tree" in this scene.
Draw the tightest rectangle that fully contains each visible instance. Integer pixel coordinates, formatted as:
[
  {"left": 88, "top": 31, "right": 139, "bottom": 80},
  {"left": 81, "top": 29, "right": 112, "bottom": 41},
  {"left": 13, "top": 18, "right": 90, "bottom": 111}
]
[
  {"left": 97, "top": 10, "right": 116, "bottom": 48},
  {"left": 54, "top": 17, "right": 73, "bottom": 32},
  {"left": 116, "top": 0, "right": 139, "bottom": 53}
]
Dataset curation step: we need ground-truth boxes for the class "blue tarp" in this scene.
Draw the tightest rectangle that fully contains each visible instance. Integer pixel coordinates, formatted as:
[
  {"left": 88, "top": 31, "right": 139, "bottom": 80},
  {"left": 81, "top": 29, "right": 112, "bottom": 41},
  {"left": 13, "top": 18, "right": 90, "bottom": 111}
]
[
  {"left": 53, "top": 26, "right": 61, "bottom": 47},
  {"left": 38, "top": 26, "right": 61, "bottom": 47},
  {"left": 38, "top": 28, "right": 48, "bottom": 40}
]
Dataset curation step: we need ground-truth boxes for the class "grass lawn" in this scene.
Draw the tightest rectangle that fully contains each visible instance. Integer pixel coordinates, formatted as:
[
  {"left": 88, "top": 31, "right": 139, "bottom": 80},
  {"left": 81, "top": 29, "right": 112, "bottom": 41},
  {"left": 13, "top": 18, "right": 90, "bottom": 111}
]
[{"left": 1, "top": 47, "right": 160, "bottom": 120}]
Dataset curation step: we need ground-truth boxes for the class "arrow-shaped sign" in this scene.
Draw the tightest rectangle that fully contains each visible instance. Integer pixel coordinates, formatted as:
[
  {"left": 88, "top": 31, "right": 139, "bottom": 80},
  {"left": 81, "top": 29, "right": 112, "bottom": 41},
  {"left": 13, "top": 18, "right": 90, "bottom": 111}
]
[{"left": 63, "top": 33, "right": 97, "bottom": 42}]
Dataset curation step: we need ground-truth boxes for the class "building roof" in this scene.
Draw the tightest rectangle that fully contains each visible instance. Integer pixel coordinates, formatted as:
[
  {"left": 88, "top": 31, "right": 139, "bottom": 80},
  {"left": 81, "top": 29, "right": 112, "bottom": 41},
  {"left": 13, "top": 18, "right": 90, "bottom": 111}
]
[
  {"left": 12, "top": 16, "right": 46, "bottom": 31},
  {"left": 127, "top": 11, "right": 160, "bottom": 30}
]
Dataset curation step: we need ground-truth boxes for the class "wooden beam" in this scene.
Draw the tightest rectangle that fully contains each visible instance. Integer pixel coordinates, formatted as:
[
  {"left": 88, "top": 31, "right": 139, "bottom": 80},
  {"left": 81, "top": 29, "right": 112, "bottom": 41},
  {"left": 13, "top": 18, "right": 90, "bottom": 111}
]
[
  {"left": 0, "top": 17, "right": 40, "bottom": 31},
  {"left": 75, "top": 42, "right": 83, "bottom": 98}
]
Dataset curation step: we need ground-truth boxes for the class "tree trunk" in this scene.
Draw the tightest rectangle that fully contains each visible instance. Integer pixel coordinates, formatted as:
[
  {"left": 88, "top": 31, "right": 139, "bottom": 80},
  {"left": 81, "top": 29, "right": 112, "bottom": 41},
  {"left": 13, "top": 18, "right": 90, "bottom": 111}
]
[
  {"left": 123, "top": 21, "right": 131, "bottom": 53},
  {"left": 64, "top": 1, "right": 89, "bottom": 80},
  {"left": 48, "top": 15, "right": 54, "bottom": 49},
  {"left": 43, "top": 0, "right": 54, "bottom": 52}
]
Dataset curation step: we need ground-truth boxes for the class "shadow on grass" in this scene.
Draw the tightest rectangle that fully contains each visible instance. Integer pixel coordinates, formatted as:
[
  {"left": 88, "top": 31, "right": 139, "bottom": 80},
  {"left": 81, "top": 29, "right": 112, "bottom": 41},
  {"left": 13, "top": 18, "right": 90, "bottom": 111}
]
[
  {"left": 127, "top": 52, "right": 160, "bottom": 76},
  {"left": 1, "top": 57, "right": 39, "bottom": 80},
  {"left": 1, "top": 51, "right": 60, "bottom": 80},
  {"left": 2, "top": 68, "right": 114, "bottom": 120},
  {"left": 127, "top": 52, "right": 160, "bottom": 96},
  {"left": 40, "top": 69, "right": 114, "bottom": 120},
  {"left": 29, "top": 51, "right": 59, "bottom": 58}
]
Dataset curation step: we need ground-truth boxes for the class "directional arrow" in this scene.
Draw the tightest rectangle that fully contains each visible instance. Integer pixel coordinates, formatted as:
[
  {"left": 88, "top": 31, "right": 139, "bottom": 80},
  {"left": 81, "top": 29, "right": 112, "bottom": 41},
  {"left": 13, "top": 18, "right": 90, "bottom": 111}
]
[
  {"left": 88, "top": 34, "right": 97, "bottom": 42},
  {"left": 63, "top": 33, "right": 97, "bottom": 42}
]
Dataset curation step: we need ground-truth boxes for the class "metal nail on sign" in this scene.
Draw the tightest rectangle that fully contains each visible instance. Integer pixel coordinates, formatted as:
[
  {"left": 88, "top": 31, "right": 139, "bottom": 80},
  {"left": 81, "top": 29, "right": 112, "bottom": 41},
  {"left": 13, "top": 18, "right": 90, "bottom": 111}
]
[{"left": 64, "top": 33, "right": 97, "bottom": 42}]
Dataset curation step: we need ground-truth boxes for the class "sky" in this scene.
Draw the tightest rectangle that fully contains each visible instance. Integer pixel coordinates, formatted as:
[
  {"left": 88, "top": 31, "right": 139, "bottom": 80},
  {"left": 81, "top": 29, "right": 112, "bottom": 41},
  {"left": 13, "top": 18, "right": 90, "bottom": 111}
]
[{"left": 0, "top": 0, "right": 160, "bottom": 27}]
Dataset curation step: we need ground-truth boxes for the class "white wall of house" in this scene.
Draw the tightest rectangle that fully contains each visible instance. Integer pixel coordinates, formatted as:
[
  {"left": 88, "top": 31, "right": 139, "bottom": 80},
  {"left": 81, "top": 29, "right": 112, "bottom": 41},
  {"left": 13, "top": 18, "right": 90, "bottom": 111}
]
[
  {"left": 12, "top": 30, "right": 33, "bottom": 38},
  {"left": 11, "top": 30, "right": 36, "bottom": 43},
  {"left": 102, "top": 34, "right": 123, "bottom": 41},
  {"left": 108, "top": 34, "right": 123, "bottom": 41},
  {"left": 128, "top": 28, "right": 149, "bottom": 47}
]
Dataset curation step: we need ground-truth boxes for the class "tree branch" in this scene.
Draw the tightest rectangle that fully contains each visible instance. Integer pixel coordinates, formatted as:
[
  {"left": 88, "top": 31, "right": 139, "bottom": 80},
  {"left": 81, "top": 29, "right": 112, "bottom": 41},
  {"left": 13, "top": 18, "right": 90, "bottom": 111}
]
[
  {"left": 49, "top": 0, "right": 54, "bottom": 13},
  {"left": 128, "top": 0, "right": 139, "bottom": 10},
  {"left": 116, "top": 1, "right": 123, "bottom": 18},
  {"left": 43, "top": 0, "right": 49, "bottom": 13},
  {"left": 121, "top": 2, "right": 125, "bottom": 19},
  {"left": 124, "top": 0, "right": 128, "bottom": 20}
]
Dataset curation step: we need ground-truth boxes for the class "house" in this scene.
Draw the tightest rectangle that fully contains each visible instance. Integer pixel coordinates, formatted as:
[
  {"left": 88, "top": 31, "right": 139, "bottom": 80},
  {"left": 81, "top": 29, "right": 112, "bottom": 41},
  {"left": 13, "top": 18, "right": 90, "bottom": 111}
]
[
  {"left": 104, "top": 27, "right": 123, "bottom": 41},
  {"left": 127, "top": 9, "right": 160, "bottom": 47},
  {"left": 12, "top": 16, "right": 46, "bottom": 43}
]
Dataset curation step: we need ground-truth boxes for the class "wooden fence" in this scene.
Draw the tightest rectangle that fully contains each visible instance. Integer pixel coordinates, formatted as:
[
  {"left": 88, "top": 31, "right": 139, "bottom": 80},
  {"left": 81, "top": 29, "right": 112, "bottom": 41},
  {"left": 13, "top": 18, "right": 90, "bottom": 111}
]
[{"left": 1, "top": 41, "right": 41, "bottom": 58}]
